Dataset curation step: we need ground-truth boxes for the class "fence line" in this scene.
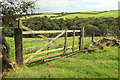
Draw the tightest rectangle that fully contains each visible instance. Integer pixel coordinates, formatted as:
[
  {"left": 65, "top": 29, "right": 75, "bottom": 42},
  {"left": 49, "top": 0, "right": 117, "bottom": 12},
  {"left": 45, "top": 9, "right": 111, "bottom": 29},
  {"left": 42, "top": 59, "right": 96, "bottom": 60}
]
[
  {"left": 23, "top": 30, "right": 80, "bottom": 34},
  {"left": 28, "top": 48, "right": 79, "bottom": 63},
  {"left": 14, "top": 22, "right": 84, "bottom": 64},
  {"left": 23, "top": 45, "right": 79, "bottom": 58},
  {"left": 24, "top": 31, "right": 65, "bottom": 64},
  {"left": 23, "top": 36, "right": 80, "bottom": 44},
  {"left": 23, "top": 41, "right": 79, "bottom": 51}
]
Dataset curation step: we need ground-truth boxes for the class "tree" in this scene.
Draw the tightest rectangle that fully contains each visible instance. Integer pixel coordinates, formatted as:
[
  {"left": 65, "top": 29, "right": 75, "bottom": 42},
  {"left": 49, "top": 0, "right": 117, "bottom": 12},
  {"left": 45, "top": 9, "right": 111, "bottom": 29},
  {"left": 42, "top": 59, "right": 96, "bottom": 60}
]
[
  {"left": 1, "top": 0, "right": 36, "bottom": 36},
  {"left": 85, "top": 24, "right": 99, "bottom": 36},
  {"left": 70, "top": 25, "right": 77, "bottom": 30},
  {"left": 110, "top": 26, "right": 119, "bottom": 37},
  {"left": 1, "top": 0, "right": 36, "bottom": 71},
  {"left": 98, "top": 23, "right": 108, "bottom": 36}
]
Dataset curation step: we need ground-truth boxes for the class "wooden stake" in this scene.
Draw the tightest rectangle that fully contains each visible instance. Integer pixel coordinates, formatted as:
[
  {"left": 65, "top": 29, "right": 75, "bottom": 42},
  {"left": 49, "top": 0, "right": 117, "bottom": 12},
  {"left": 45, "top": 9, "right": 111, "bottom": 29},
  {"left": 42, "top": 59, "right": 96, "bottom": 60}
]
[
  {"left": 18, "top": 20, "right": 20, "bottom": 28},
  {"left": 82, "top": 27, "right": 84, "bottom": 52},
  {"left": 79, "top": 29, "right": 82, "bottom": 51},
  {"left": 72, "top": 30, "right": 75, "bottom": 52},
  {"left": 47, "top": 40, "right": 50, "bottom": 55},
  {"left": 14, "top": 28, "right": 23, "bottom": 64},
  {"left": 64, "top": 30, "right": 67, "bottom": 54},
  {"left": 92, "top": 32, "right": 95, "bottom": 42}
]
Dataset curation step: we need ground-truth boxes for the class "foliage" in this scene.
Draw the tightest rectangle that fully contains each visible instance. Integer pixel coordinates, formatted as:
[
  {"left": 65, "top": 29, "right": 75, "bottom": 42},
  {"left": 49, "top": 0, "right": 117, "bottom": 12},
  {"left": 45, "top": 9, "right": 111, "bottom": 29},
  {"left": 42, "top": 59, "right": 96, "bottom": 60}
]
[
  {"left": 2, "top": 10, "right": 119, "bottom": 38},
  {"left": 20, "top": 16, "right": 119, "bottom": 37},
  {"left": 1, "top": 0, "right": 36, "bottom": 36}
]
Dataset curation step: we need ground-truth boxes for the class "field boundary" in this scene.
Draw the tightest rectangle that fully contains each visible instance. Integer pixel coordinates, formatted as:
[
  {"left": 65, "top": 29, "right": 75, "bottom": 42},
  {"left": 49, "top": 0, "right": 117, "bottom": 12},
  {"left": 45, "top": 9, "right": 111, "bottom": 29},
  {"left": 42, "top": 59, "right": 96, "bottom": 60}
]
[{"left": 14, "top": 21, "right": 85, "bottom": 64}]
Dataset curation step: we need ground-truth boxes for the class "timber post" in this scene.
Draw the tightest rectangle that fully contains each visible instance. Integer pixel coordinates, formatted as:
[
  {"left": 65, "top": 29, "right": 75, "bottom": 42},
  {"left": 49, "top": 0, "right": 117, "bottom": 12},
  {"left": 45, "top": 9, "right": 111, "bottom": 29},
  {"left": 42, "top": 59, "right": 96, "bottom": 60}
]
[
  {"left": 18, "top": 20, "right": 20, "bottom": 28},
  {"left": 82, "top": 27, "right": 84, "bottom": 52},
  {"left": 92, "top": 32, "right": 95, "bottom": 42},
  {"left": 14, "top": 28, "right": 23, "bottom": 64},
  {"left": 79, "top": 29, "right": 82, "bottom": 51},
  {"left": 72, "top": 30, "right": 75, "bottom": 52},
  {"left": 64, "top": 30, "right": 67, "bottom": 54},
  {"left": 47, "top": 40, "right": 50, "bottom": 55}
]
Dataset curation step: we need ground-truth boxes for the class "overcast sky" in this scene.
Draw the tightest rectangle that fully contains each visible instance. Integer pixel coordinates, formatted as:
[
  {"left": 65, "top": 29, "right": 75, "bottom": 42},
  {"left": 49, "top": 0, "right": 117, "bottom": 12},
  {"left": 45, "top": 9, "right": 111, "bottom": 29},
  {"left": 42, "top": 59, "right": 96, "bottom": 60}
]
[{"left": 34, "top": 0, "right": 120, "bottom": 13}]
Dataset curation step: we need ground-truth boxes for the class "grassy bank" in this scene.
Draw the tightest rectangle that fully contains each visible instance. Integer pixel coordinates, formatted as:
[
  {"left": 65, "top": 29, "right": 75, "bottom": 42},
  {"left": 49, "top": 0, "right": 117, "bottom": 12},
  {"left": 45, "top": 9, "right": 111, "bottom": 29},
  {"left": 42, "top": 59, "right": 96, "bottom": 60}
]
[{"left": 5, "top": 45, "right": 118, "bottom": 78}]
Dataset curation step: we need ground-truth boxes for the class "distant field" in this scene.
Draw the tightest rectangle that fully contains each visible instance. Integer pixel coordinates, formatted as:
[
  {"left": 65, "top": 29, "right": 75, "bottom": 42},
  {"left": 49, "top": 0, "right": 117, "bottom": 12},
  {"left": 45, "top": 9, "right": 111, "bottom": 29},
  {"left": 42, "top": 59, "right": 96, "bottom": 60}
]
[
  {"left": 93, "top": 10, "right": 119, "bottom": 18},
  {"left": 19, "top": 11, "right": 119, "bottom": 20},
  {"left": 53, "top": 11, "right": 119, "bottom": 19},
  {"left": 56, "top": 14, "right": 96, "bottom": 19},
  {"left": 20, "top": 13, "right": 58, "bottom": 20}
]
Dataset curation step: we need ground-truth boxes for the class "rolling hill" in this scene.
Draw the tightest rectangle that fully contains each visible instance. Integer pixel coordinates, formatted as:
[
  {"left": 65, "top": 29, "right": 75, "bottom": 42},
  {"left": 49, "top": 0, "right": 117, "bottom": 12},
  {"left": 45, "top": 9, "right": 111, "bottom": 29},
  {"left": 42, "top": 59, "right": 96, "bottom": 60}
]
[
  {"left": 19, "top": 10, "right": 119, "bottom": 20},
  {"left": 55, "top": 10, "right": 119, "bottom": 19}
]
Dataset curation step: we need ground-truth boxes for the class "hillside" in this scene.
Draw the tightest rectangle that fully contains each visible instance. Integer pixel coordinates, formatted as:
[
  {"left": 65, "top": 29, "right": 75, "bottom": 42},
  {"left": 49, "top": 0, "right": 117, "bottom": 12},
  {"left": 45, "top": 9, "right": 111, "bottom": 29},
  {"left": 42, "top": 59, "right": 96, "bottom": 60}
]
[
  {"left": 20, "top": 13, "right": 58, "bottom": 20},
  {"left": 19, "top": 10, "right": 119, "bottom": 20},
  {"left": 54, "top": 10, "right": 119, "bottom": 19}
]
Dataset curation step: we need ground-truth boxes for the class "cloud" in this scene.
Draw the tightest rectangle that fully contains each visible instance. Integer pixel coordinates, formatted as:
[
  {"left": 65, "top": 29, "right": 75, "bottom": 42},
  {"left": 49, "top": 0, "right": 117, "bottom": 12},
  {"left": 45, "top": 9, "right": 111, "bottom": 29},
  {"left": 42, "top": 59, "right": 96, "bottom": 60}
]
[
  {"left": 34, "top": 0, "right": 120, "bottom": 13},
  {"left": 84, "top": 0, "right": 119, "bottom": 11}
]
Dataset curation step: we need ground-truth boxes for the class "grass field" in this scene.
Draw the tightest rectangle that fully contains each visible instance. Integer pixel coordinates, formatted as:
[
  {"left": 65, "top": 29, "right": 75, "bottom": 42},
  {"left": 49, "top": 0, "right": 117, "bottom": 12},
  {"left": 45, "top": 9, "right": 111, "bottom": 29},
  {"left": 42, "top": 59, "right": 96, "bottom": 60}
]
[
  {"left": 6, "top": 37, "right": 101, "bottom": 60},
  {"left": 19, "top": 10, "right": 119, "bottom": 20},
  {"left": 5, "top": 44, "right": 118, "bottom": 78},
  {"left": 5, "top": 37, "right": 118, "bottom": 78},
  {"left": 19, "top": 13, "right": 58, "bottom": 20},
  {"left": 53, "top": 11, "right": 119, "bottom": 19},
  {"left": 18, "top": 10, "right": 119, "bottom": 22}
]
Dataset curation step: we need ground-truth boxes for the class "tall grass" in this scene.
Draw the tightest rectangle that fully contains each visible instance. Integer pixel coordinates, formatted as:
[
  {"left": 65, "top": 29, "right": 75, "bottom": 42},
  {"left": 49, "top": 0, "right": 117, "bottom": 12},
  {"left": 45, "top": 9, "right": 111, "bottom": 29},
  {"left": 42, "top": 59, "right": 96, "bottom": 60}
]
[{"left": 5, "top": 45, "right": 118, "bottom": 78}]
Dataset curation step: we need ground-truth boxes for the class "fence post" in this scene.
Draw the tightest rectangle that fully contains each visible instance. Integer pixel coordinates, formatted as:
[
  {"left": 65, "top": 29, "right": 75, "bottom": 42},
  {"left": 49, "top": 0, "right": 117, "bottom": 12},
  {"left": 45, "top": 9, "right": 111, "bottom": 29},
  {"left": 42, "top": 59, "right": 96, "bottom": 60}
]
[
  {"left": 82, "top": 27, "right": 84, "bottom": 52},
  {"left": 72, "top": 30, "right": 75, "bottom": 52},
  {"left": 14, "top": 28, "right": 23, "bottom": 64},
  {"left": 79, "top": 29, "right": 82, "bottom": 51},
  {"left": 92, "top": 32, "right": 95, "bottom": 42},
  {"left": 64, "top": 30, "right": 67, "bottom": 54},
  {"left": 18, "top": 20, "right": 20, "bottom": 28},
  {"left": 47, "top": 40, "right": 50, "bottom": 55}
]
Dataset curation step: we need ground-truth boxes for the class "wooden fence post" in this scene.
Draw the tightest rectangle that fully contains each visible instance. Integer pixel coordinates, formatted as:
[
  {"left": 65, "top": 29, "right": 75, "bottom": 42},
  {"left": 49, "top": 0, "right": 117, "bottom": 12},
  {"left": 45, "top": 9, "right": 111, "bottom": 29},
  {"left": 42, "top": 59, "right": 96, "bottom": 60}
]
[
  {"left": 64, "top": 30, "right": 67, "bottom": 54},
  {"left": 14, "top": 28, "right": 23, "bottom": 64},
  {"left": 79, "top": 29, "right": 82, "bottom": 51},
  {"left": 82, "top": 27, "right": 84, "bottom": 52},
  {"left": 47, "top": 40, "right": 50, "bottom": 55},
  {"left": 72, "top": 30, "right": 75, "bottom": 52},
  {"left": 18, "top": 20, "right": 20, "bottom": 28},
  {"left": 92, "top": 32, "right": 95, "bottom": 42}
]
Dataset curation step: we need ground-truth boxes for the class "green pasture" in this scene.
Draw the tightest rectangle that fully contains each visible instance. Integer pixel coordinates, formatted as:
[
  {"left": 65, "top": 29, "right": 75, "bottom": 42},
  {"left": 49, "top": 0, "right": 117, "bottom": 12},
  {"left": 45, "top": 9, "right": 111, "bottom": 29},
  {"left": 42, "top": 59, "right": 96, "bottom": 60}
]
[
  {"left": 55, "top": 14, "right": 96, "bottom": 19},
  {"left": 5, "top": 36, "right": 119, "bottom": 78},
  {"left": 19, "top": 13, "right": 58, "bottom": 20},
  {"left": 19, "top": 10, "right": 119, "bottom": 20},
  {"left": 53, "top": 11, "right": 119, "bottom": 19},
  {"left": 6, "top": 36, "right": 101, "bottom": 61},
  {"left": 5, "top": 43, "right": 118, "bottom": 78}
]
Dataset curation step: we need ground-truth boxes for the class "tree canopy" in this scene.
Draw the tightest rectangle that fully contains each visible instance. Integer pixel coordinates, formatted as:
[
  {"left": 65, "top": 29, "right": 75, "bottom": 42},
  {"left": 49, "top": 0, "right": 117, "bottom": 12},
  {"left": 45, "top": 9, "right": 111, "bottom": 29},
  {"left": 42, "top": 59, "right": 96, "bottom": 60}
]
[{"left": 1, "top": 0, "right": 36, "bottom": 27}]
